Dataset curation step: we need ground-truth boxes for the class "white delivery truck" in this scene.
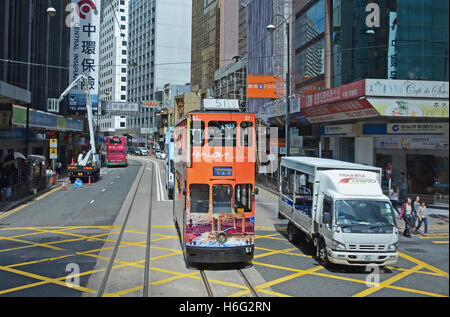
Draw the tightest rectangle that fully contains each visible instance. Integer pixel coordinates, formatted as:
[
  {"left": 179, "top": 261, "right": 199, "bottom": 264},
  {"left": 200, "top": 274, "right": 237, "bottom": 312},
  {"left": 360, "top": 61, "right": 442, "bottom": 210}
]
[{"left": 278, "top": 157, "right": 398, "bottom": 267}]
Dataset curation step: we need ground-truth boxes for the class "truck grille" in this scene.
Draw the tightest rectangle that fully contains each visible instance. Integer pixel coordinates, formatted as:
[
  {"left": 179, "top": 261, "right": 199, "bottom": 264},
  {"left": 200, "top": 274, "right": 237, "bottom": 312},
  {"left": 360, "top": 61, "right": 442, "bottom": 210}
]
[{"left": 347, "top": 244, "right": 386, "bottom": 251}]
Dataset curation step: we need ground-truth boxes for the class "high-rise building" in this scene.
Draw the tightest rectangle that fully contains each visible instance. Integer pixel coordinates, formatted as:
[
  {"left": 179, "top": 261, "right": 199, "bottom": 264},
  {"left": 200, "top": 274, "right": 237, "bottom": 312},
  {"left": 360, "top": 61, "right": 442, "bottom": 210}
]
[
  {"left": 0, "top": 0, "right": 71, "bottom": 113},
  {"left": 99, "top": 0, "right": 129, "bottom": 103},
  {"left": 98, "top": 0, "right": 130, "bottom": 134},
  {"left": 191, "top": 0, "right": 241, "bottom": 96},
  {"left": 126, "top": 0, "right": 191, "bottom": 143},
  {"left": 127, "top": 0, "right": 192, "bottom": 104}
]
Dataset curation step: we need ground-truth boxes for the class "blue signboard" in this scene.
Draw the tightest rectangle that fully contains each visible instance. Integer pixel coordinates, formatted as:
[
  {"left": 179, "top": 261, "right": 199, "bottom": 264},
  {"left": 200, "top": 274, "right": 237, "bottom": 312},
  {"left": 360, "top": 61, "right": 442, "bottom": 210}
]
[
  {"left": 213, "top": 167, "right": 233, "bottom": 177},
  {"left": 69, "top": 93, "right": 98, "bottom": 112},
  {"left": 29, "top": 110, "right": 58, "bottom": 129},
  {"left": 67, "top": 118, "right": 83, "bottom": 132}
]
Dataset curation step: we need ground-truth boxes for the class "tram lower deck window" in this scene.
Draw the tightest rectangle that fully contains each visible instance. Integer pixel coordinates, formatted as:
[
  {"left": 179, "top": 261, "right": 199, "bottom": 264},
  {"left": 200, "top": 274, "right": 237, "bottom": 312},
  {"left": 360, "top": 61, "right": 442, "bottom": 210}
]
[
  {"left": 212, "top": 185, "right": 232, "bottom": 213},
  {"left": 190, "top": 184, "right": 209, "bottom": 213}
]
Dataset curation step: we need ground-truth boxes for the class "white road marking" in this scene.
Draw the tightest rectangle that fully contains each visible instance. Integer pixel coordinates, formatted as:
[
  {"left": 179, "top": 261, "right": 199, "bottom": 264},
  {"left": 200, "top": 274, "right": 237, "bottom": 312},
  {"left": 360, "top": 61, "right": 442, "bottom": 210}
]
[
  {"left": 102, "top": 188, "right": 106, "bottom": 192},
  {"left": 90, "top": 200, "right": 95, "bottom": 204},
  {"left": 153, "top": 160, "right": 169, "bottom": 202}
]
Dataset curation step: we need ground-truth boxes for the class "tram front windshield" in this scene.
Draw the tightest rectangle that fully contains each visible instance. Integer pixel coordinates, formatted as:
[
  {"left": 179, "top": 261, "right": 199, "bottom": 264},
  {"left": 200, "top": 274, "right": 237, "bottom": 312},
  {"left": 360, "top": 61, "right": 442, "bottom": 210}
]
[{"left": 212, "top": 185, "right": 232, "bottom": 213}]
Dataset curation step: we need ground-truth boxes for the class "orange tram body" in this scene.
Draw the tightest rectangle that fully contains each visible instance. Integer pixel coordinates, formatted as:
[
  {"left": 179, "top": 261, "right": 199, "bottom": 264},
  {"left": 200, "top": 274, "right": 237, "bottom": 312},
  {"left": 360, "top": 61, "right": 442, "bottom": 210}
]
[{"left": 173, "top": 108, "right": 256, "bottom": 265}]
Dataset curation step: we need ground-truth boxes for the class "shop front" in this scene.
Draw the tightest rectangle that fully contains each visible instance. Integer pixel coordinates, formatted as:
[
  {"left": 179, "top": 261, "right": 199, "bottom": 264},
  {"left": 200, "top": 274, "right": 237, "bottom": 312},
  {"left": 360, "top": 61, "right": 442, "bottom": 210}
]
[{"left": 301, "top": 79, "right": 449, "bottom": 204}]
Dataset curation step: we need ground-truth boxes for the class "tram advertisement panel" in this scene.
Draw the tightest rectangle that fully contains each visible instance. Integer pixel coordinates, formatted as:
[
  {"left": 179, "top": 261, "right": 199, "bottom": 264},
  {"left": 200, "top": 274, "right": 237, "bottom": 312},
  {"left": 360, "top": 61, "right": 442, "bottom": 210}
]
[{"left": 186, "top": 213, "right": 254, "bottom": 248}]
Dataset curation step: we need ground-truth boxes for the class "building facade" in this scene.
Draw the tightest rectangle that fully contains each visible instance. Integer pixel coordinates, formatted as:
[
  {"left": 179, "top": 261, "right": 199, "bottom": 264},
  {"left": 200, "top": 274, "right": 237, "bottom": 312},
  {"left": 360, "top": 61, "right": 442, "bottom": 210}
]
[
  {"left": 0, "top": 0, "right": 71, "bottom": 113},
  {"left": 127, "top": 0, "right": 192, "bottom": 103},
  {"left": 280, "top": 0, "right": 450, "bottom": 204},
  {"left": 126, "top": 0, "right": 191, "bottom": 144}
]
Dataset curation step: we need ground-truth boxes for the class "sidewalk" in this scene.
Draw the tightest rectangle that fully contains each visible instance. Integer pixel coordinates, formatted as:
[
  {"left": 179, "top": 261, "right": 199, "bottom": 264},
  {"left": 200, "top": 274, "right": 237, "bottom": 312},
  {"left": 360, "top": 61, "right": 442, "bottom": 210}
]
[
  {"left": 256, "top": 181, "right": 449, "bottom": 234},
  {"left": 0, "top": 172, "right": 69, "bottom": 214}
]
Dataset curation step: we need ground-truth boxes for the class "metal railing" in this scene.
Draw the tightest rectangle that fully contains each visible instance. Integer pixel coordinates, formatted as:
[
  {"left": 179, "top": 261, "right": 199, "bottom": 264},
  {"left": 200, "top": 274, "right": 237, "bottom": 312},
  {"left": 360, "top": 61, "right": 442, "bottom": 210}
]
[
  {"left": 0, "top": 175, "right": 55, "bottom": 203},
  {"left": 256, "top": 173, "right": 280, "bottom": 194}
]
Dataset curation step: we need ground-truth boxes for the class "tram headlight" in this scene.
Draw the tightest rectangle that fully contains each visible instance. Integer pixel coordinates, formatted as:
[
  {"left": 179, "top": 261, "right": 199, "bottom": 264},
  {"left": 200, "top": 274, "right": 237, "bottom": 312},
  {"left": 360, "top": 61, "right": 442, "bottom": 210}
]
[{"left": 217, "top": 232, "right": 228, "bottom": 244}]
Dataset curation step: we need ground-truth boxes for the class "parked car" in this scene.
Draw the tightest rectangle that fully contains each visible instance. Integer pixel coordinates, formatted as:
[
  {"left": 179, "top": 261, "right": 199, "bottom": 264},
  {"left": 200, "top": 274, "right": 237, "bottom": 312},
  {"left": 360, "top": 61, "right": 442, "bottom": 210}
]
[
  {"left": 127, "top": 146, "right": 136, "bottom": 155},
  {"left": 136, "top": 147, "right": 149, "bottom": 156},
  {"left": 155, "top": 150, "right": 166, "bottom": 160}
]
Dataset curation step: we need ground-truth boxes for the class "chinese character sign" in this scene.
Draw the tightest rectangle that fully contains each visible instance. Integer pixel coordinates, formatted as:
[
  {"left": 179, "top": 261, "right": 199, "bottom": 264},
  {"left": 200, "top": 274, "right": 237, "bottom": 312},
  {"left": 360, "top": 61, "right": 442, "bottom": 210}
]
[{"left": 69, "top": 0, "right": 101, "bottom": 112}]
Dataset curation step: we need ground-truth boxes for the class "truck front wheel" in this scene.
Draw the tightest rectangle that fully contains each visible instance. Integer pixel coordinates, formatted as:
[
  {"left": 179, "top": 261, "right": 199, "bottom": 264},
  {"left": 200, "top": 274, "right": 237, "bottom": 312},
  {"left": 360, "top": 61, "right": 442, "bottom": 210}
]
[{"left": 318, "top": 239, "right": 330, "bottom": 267}]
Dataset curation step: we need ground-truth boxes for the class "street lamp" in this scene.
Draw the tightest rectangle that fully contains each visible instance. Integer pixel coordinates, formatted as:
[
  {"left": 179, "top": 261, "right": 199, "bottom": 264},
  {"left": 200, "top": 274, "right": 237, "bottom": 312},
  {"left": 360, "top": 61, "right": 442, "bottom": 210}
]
[
  {"left": 47, "top": 7, "right": 56, "bottom": 17},
  {"left": 267, "top": 14, "right": 291, "bottom": 157}
]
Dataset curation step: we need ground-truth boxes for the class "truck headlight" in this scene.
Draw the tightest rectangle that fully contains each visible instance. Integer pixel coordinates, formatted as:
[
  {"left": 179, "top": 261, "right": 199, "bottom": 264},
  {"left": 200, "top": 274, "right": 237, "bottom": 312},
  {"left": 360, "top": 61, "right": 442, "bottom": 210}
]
[
  {"left": 332, "top": 240, "right": 346, "bottom": 251},
  {"left": 388, "top": 243, "right": 398, "bottom": 251}
]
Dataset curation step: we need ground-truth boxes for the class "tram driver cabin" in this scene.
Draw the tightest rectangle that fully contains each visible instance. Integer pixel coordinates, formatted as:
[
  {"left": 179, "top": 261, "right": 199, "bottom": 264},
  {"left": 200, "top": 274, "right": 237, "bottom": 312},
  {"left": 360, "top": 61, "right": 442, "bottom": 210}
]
[{"left": 173, "top": 100, "right": 257, "bottom": 265}]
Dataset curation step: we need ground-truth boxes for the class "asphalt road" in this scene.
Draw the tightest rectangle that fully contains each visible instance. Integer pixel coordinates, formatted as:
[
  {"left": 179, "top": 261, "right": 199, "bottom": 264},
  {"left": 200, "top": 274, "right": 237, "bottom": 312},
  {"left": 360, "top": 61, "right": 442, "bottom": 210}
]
[{"left": 0, "top": 156, "right": 448, "bottom": 298}]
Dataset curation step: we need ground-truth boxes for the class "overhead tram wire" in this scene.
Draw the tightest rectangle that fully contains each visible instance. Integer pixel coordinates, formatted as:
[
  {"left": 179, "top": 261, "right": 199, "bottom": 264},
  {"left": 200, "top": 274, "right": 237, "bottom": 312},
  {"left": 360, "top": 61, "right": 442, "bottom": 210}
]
[{"left": 1, "top": 38, "right": 447, "bottom": 71}]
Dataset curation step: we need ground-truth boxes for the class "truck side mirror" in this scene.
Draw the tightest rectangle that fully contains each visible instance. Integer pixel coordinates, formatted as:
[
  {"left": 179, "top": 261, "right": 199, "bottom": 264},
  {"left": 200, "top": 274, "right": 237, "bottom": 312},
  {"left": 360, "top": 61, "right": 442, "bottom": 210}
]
[{"left": 254, "top": 187, "right": 259, "bottom": 195}]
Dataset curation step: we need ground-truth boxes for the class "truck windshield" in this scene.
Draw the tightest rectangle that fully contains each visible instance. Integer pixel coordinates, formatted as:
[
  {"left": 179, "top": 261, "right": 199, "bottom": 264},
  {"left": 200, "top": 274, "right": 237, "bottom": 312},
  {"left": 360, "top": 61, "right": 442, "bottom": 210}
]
[{"left": 335, "top": 200, "right": 395, "bottom": 227}]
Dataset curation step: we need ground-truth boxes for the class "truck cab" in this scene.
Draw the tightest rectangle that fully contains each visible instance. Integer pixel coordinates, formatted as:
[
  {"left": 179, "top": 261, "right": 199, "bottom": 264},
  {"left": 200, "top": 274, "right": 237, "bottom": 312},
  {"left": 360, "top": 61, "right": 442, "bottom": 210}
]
[
  {"left": 278, "top": 157, "right": 398, "bottom": 267},
  {"left": 316, "top": 170, "right": 398, "bottom": 266}
]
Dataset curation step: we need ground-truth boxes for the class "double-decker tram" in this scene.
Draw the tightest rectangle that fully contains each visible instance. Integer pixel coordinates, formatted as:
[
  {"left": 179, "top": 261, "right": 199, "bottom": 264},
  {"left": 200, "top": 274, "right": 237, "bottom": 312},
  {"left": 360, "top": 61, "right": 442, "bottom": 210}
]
[
  {"left": 106, "top": 136, "right": 127, "bottom": 167},
  {"left": 173, "top": 100, "right": 256, "bottom": 265}
]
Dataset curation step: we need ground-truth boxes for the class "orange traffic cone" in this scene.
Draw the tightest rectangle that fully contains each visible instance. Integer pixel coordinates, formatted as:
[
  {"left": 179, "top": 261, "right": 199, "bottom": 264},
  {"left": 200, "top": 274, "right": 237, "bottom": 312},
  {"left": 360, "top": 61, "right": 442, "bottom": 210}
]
[
  {"left": 88, "top": 176, "right": 92, "bottom": 186},
  {"left": 71, "top": 158, "right": 74, "bottom": 165},
  {"left": 62, "top": 181, "right": 66, "bottom": 191}
]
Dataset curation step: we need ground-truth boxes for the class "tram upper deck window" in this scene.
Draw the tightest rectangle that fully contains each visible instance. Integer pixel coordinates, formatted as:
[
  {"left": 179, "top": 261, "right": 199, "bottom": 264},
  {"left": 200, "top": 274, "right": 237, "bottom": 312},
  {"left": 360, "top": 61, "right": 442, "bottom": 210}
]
[
  {"left": 208, "top": 121, "right": 237, "bottom": 147},
  {"left": 212, "top": 185, "right": 233, "bottom": 213},
  {"left": 191, "top": 121, "right": 205, "bottom": 146},
  {"left": 240, "top": 122, "right": 253, "bottom": 147},
  {"left": 190, "top": 184, "right": 209, "bottom": 213}
]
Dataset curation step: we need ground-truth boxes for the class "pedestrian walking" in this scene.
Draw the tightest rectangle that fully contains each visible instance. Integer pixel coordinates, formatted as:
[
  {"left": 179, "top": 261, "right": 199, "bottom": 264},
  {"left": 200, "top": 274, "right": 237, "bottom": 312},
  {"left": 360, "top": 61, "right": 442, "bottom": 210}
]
[
  {"left": 415, "top": 201, "right": 428, "bottom": 235},
  {"left": 56, "top": 161, "right": 62, "bottom": 177},
  {"left": 400, "top": 197, "right": 413, "bottom": 238},
  {"left": 412, "top": 196, "right": 420, "bottom": 230},
  {"left": 389, "top": 184, "right": 400, "bottom": 214},
  {"left": 399, "top": 172, "right": 408, "bottom": 203}
]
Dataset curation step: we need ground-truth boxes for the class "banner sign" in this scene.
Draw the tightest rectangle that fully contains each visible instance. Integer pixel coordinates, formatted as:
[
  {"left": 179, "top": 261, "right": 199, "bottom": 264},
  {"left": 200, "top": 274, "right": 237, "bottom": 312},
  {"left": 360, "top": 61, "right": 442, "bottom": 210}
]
[
  {"left": 68, "top": 0, "right": 101, "bottom": 112},
  {"left": 387, "top": 123, "right": 448, "bottom": 135},
  {"left": 368, "top": 98, "right": 449, "bottom": 118},
  {"left": 102, "top": 102, "right": 139, "bottom": 115},
  {"left": 322, "top": 124, "right": 353, "bottom": 135},
  {"left": 305, "top": 80, "right": 366, "bottom": 108},
  {"left": 387, "top": 12, "right": 398, "bottom": 80},
  {"left": 29, "top": 110, "right": 58, "bottom": 129},
  {"left": 247, "top": 75, "right": 284, "bottom": 99},
  {"left": 366, "top": 80, "right": 449, "bottom": 99},
  {"left": 375, "top": 137, "right": 449, "bottom": 150},
  {"left": 302, "top": 99, "right": 378, "bottom": 123}
]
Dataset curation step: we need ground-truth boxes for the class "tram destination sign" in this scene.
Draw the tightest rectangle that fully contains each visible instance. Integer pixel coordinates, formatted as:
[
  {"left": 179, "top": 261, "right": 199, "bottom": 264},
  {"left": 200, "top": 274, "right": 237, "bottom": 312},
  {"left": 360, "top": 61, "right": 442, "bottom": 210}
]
[{"left": 213, "top": 167, "right": 233, "bottom": 177}]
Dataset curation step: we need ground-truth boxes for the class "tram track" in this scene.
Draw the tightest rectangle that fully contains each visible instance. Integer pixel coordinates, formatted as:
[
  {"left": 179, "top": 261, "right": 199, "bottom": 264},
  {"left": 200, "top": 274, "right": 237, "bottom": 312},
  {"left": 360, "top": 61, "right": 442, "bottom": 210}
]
[
  {"left": 96, "top": 159, "right": 154, "bottom": 297},
  {"left": 200, "top": 268, "right": 259, "bottom": 297}
]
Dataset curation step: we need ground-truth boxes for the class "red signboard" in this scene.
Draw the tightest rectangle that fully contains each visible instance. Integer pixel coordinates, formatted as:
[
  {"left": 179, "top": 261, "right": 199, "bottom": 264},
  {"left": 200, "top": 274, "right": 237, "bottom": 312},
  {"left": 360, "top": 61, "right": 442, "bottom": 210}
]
[
  {"left": 304, "top": 79, "right": 366, "bottom": 108},
  {"left": 302, "top": 99, "right": 379, "bottom": 123}
]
